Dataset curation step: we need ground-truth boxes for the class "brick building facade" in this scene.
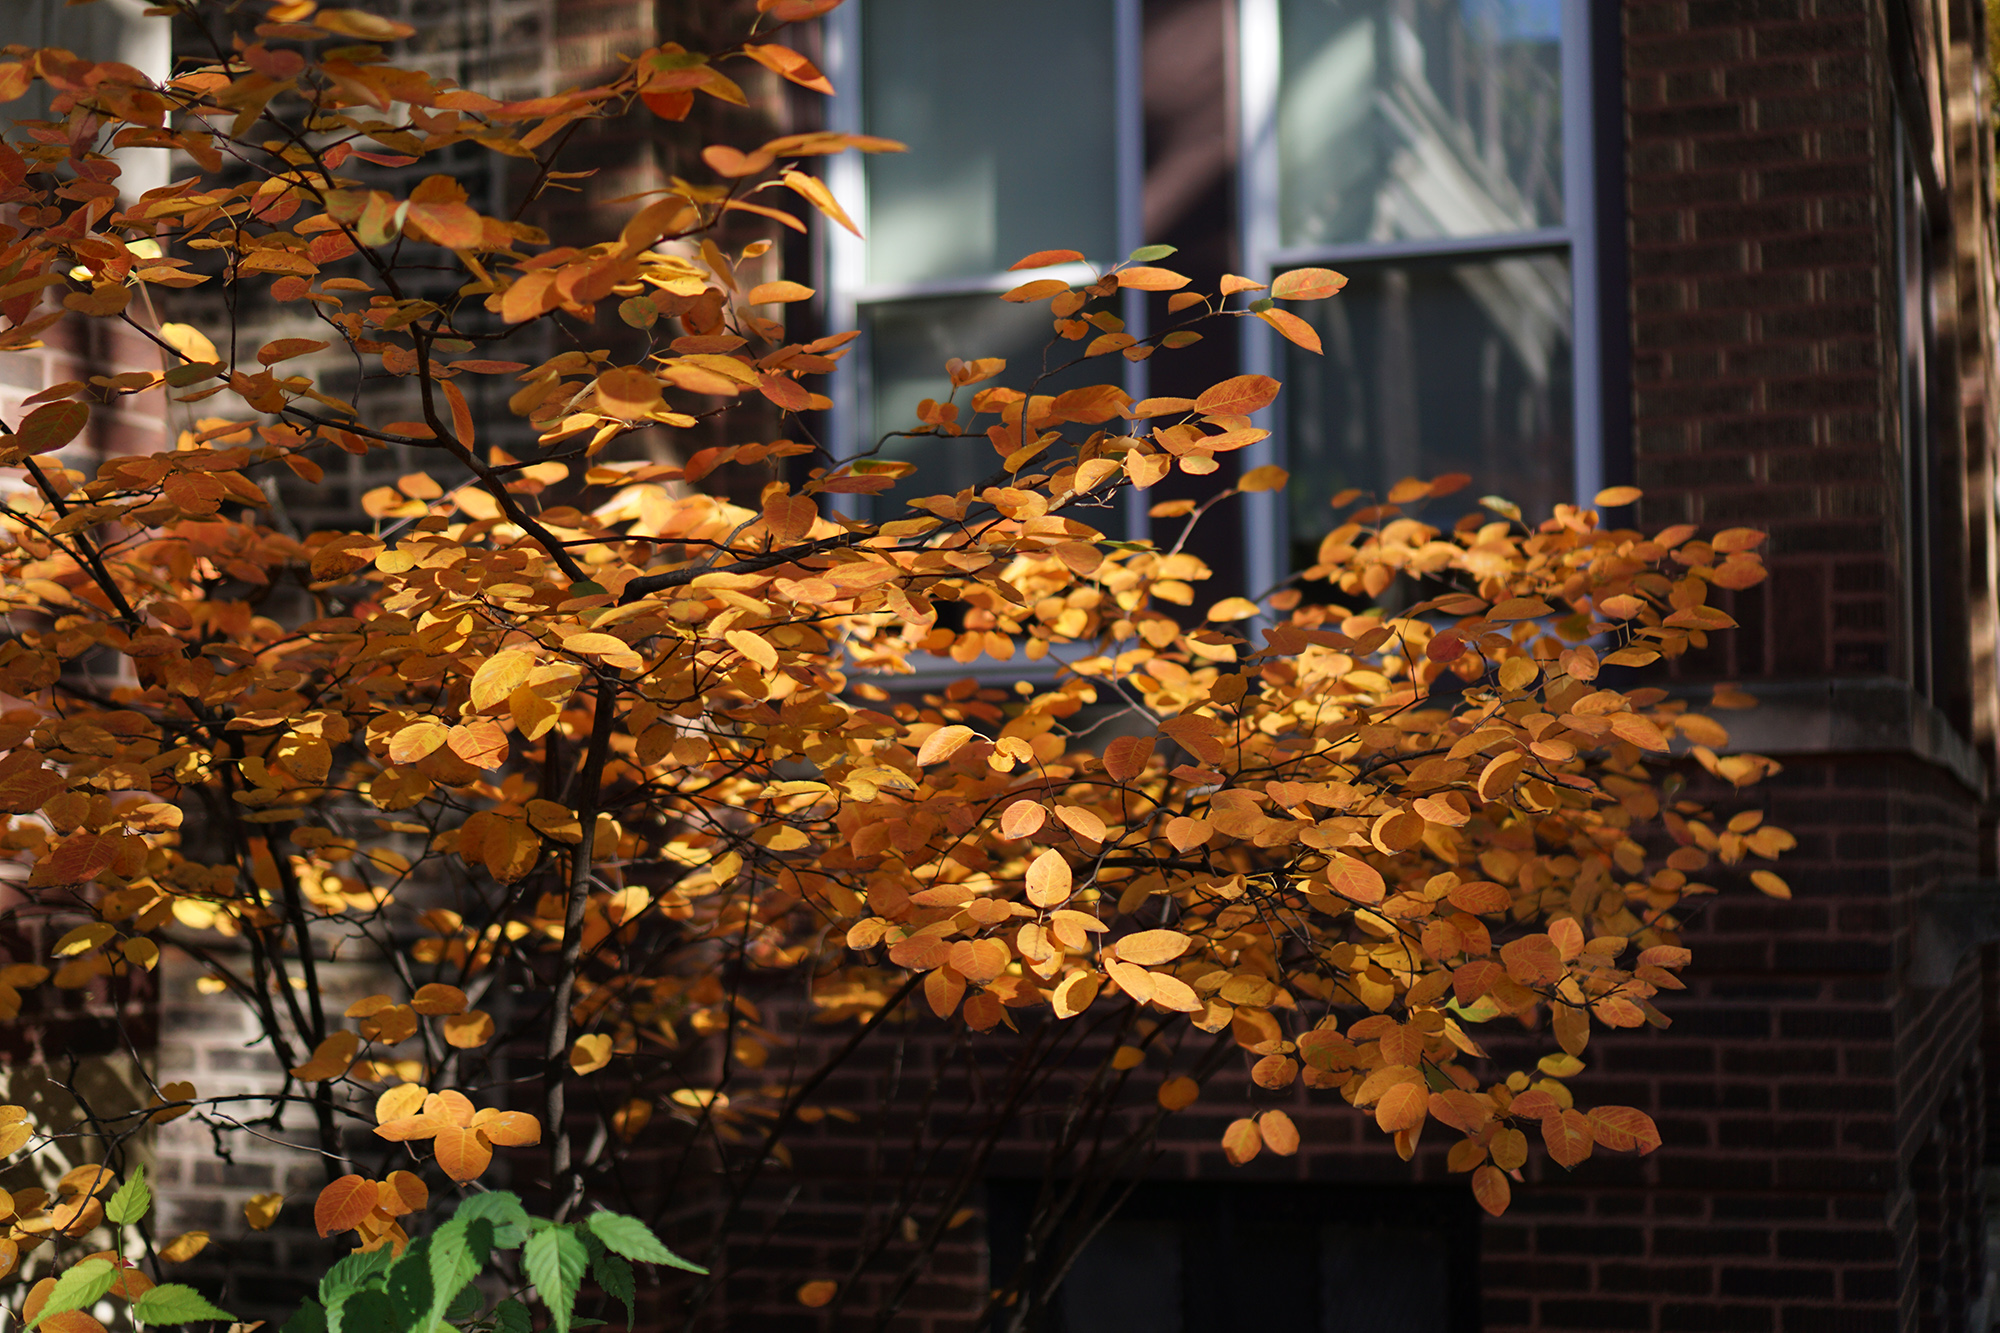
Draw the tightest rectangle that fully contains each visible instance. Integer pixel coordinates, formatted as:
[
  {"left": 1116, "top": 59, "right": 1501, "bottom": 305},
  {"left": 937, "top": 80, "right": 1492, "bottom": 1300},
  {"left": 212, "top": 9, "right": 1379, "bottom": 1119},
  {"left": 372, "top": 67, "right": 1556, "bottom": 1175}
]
[{"left": 19, "top": 0, "right": 2000, "bottom": 1329}]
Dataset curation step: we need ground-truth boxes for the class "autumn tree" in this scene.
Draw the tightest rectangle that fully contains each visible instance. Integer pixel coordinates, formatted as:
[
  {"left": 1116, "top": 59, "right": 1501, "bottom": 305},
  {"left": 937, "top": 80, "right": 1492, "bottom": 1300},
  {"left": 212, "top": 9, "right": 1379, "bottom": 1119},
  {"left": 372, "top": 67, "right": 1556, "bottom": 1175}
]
[{"left": 0, "top": 0, "right": 1788, "bottom": 1327}]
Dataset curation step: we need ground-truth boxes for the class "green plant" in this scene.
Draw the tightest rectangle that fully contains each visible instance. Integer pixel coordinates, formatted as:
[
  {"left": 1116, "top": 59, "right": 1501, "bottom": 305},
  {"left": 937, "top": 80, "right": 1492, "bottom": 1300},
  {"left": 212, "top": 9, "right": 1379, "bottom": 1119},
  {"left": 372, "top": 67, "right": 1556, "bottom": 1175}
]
[{"left": 280, "top": 1194, "right": 702, "bottom": 1333}]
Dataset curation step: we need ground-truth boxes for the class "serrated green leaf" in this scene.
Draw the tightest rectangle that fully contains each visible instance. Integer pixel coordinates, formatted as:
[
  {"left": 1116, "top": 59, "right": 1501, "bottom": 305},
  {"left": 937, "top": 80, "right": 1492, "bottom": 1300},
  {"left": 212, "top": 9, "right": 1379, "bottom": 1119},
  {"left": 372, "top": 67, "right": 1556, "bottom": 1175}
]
[
  {"left": 320, "top": 1247, "right": 394, "bottom": 1306},
  {"left": 384, "top": 1234, "right": 433, "bottom": 1331},
  {"left": 586, "top": 1212, "right": 706, "bottom": 1273},
  {"left": 1129, "top": 244, "right": 1177, "bottom": 262},
  {"left": 106, "top": 1163, "right": 152, "bottom": 1226},
  {"left": 523, "top": 1226, "right": 589, "bottom": 1333},
  {"left": 132, "top": 1283, "right": 237, "bottom": 1327},
  {"left": 491, "top": 1299, "right": 531, "bottom": 1333},
  {"left": 425, "top": 1214, "right": 492, "bottom": 1329},
  {"left": 28, "top": 1259, "right": 118, "bottom": 1331},
  {"left": 279, "top": 1298, "right": 327, "bottom": 1333},
  {"left": 456, "top": 1191, "right": 531, "bottom": 1248},
  {"left": 444, "top": 1285, "right": 483, "bottom": 1322},
  {"left": 327, "top": 1287, "right": 396, "bottom": 1333},
  {"left": 591, "top": 1251, "right": 634, "bottom": 1328}
]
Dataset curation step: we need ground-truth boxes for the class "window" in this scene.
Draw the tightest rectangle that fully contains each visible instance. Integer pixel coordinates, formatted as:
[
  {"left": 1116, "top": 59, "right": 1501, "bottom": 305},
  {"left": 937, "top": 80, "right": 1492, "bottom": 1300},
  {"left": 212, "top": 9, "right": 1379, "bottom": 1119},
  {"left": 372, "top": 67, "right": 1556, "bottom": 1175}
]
[
  {"left": 821, "top": 0, "right": 1146, "bottom": 530},
  {"left": 1237, "top": 0, "right": 1600, "bottom": 591},
  {"left": 986, "top": 1181, "right": 1480, "bottom": 1333}
]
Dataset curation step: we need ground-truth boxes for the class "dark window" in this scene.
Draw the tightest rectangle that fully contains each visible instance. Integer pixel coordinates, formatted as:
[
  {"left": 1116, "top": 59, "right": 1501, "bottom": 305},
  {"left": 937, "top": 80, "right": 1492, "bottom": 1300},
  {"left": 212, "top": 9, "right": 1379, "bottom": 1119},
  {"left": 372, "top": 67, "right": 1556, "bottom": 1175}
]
[{"left": 987, "top": 1181, "right": 1479, "bottom": 1333}]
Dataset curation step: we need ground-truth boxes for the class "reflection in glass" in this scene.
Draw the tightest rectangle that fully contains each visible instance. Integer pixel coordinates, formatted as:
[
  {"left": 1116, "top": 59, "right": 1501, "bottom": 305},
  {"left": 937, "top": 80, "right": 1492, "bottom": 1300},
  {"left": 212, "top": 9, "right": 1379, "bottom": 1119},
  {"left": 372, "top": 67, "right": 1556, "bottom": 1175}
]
[
  {"left": 1277, "top": 0, "right": 1563, "bottom": 246},
  {"left": 1284, "top": 252, "right": 1572, "bottom": 566},
  {"left": 863, "top": 0, "right": 1118, "bottom": 286},
  {"left": 861, "top": 294, "right": 1108, "bottom": 519}
]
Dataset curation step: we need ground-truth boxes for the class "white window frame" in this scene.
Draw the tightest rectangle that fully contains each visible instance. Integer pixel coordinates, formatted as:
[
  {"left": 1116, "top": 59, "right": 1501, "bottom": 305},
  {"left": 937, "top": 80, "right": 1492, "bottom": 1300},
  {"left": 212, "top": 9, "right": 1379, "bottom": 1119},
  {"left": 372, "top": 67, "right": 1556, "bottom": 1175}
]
[
  {"left": 1234, "top": 0, "right": 1602, "bottom": 597},
  {"left": 819, "top": 0, "right": 1150, "bottom": 535}
]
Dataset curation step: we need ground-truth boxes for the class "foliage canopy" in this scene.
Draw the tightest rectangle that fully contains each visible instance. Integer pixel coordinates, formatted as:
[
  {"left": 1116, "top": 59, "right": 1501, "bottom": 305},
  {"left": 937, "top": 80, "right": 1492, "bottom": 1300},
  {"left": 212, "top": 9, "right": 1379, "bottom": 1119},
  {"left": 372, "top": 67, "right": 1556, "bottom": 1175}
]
[{"left": 0, "top": 0, "right": 1785, "bottom": 1324}]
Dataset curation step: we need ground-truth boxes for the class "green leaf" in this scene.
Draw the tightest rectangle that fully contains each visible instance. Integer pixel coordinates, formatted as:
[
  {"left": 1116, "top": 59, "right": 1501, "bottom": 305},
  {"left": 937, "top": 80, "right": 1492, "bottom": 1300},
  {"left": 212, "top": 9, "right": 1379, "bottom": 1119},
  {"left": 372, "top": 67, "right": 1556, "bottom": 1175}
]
[
  {"left": 27, "top": 1259, "right": 118, "bottom": 1331},
  {"left": 162, "top": 361, "right": 222, "bottom": 388},
  {"left": 523, "top": 1226, "right": 589, "bottom": 1333},
  {"left": 384, "top": 1234, "right": 433, "bottom": 1331},
  {"left": 1248, "top": 297, "right": 1274, "bottom": 312},
  {"left": 591, "top": 1251, "right": 634, "bottom": 1329},
  {"left": 586, "top": 1212, "right": 707, "bottom": 1274},
  {"left": 491, "top": 1299, "right": 531, "bottom": 1333},
  {"left": 443, "top": 1285, "right": 484, "bottom": 1322},
  {"left": 456, "top": 1191, "right": 531, "bottom": 1248},
  {"left": 319, "top": 1247, "right": 394, "bottom": 1307},
  {"left": 279, "top": 1298, "right": 327, "bottom": 1333},
  {"left": 425, "top": 1214, "right": 493, "bottom": 1329},
  {"left": 327, "top": 1287, "right": 396, "bottom": 1333},
  {"left": 106, "top": 1163, "right": 152, "bottom": 1226},
  {"left": 1129, "top": 244, "right": 1178, "bottom": 262},
  {"left": 132, "top": 1284, "right": 237, "bottom": 1327}
]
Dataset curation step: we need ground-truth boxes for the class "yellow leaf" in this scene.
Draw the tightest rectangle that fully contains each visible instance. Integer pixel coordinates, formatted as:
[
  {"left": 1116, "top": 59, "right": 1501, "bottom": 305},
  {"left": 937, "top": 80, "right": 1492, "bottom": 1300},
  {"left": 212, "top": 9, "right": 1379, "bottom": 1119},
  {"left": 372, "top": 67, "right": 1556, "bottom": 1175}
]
[
  {"left": 290, "top": 1030, "right": 359, "bottom": 1082},
  {"left": 917, "top": 725, "right": 975, "bottom": 767},
  {"left": 1025, "top": 849, "right": 1073, "bottom": 908},
  {"left": 570, "top": 1033, "right": 613, "bottom": 1075},
  {"left": 1260, "top": 1109, "right": 1301, "bottom": 1155},
  {"left": 1054, "top": 805, "right": 1106, "bottom": 842},
  {"left": 159, "top": 1231, "right": 209, "bottom": 1263},
  {"left": 443, "top": 1011, "right": 495, "bottom": 1048},
  {"left": 411, "top": 983, "right": 468, "bottom": 1015},
  {"left": 376, "top": 1084, "right": 428, "bottom": 1124},
  {"left": 244, "top": 1193, "right": 283, "bottom": 1230},
  {"left": 1238, "top": 465, "right": 1289, "bottom": 492},
  {"left": 470, "top": 650, "right": 535, "bottom": 712},
  {"left": 724, "top": 629, "right": 778, "bottom": 672},
  {"left": 433, "top": 1124, "right": 492, "bottom": 1182},
  {"left": 797, "top": 1281, "right": 837, "bottom": 1308},
  {"left": 1594, "top": 485, "right": 1644, "bottom": 507},
  {"left": 387, "top": 719, "right": 448, "bottom": 765},
  {"left": 999, "top": 800, "right": 1047, "bottom": 839},
  {"left": 1206, "top": 597, "right": 1259, "bottom": 622},
  {"left": 158, "top": 322, "right": 218, "bottom": 363},
  {"left": 1751, "top": 870, "right": 1791, "bottom": 899},
  {"left": 1221, "top": 1118, "right": 1262, "bottom": 1165},
  {"left": 1112, "top": 930, "right": 1190, "bottom": 966}
]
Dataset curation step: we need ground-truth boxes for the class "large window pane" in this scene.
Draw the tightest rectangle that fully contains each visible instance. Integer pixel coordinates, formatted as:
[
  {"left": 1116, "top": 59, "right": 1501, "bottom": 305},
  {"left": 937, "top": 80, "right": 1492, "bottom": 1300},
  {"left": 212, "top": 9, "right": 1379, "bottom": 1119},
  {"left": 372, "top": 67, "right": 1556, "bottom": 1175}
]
[
  {"left": 863, "top": 0, "right": 1118, "bottom": 286},
  {"left": 1277, "top": 0, "right": 1563, "bottom": 247},
  {"left": 1283, "top": 252, "right": 1573, "bottom": 568},
  {"left": 861, "top": 294, "right": 1107, "bottom": 518}
]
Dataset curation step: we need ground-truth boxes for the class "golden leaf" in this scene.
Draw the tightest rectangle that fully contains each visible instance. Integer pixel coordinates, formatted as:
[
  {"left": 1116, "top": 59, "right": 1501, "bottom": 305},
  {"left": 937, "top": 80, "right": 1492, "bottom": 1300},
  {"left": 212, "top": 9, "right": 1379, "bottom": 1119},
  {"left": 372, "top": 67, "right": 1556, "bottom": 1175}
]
[
  {"left": 570, "top": 1034, "right": 613, "bottom": 1075},
  {"left": 158, "top": 1231, "right": 209, "bottom": 1263},
  {"left": 290, "top": 1030, "right": 359, "bottom": 1082},
  {"left": 244, "top": 1194, "right": 283, "bottom": 1231},
  {"left": 1025, "top": 849, "right": 1073, "bottom": 908}
]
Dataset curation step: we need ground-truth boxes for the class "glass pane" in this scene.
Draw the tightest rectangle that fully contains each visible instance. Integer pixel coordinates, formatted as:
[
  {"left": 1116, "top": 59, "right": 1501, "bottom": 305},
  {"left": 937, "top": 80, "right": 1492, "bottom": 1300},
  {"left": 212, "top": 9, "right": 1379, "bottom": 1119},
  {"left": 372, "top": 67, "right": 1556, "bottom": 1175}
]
[
  {"left": 862, "top": 294, "right": 1112, "bottom": 519},
  {"left": 1319, "top": 1225, "right": 1451, "bottom": 1333},
  {"left": 1283, "top": 252, "right": 1573, "bottom": 570},
  {"left": 1278, "top": 0, "right": 1564, "bottom": 246},
  {"left": 1055, "top": 1219, "right": 1182, "bottom": 1333},
  {"left": 863, "top": 0, "right": 1118, "bottom": 285}
]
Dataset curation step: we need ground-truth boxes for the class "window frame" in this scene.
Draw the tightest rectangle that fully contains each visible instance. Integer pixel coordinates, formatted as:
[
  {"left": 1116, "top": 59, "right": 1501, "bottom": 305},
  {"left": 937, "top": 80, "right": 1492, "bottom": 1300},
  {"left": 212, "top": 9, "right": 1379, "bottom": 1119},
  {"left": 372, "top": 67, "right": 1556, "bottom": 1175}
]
[
  {"left": 818, "top": 0, "right": 1150, "bottom": 535},
  {"left": 1234, "top": 0, "right": 1604, "bottom": 597}
]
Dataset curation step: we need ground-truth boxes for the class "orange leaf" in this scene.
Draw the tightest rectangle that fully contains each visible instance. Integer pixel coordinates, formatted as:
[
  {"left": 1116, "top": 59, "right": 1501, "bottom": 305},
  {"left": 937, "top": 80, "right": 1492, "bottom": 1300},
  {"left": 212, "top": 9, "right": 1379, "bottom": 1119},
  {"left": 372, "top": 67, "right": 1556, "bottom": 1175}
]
[
  {"left": 1587, "top": 1106, "right": 1661, "bottom": 1154},
  {"left": 1542, "top": 1108, "right": 1595, "bottom": 1168},
  {"left": 763, "top": 491, "right": 817, "bottom": 543},
  {"left": 1117, "top": 266, "right": 1190, "bottom": 291},
  {"left": 797, "top": 1281, "right": 837, "bottom": 1308},
  {"left": 1471, "top": 1164, "right": 1512, "bottom": 1216},
  {"left": 1270, "top": 267, "right": 1348, "bottom": 300},
  {"left": 1192, "top": 374, "right": 1280, "bottom": 417},
  {"left": 780, "top": 169, "right": 857, "bottom": 236},
  {"left": 1158, "top": 1077, "right": 1199, "bottom": 1111},
  {"left": 917, "top": 725, "right": 976, "bottom": 767},
  {"left": 1260, "top": 1109, "right": 1300, "bottom": 1156},
  {"left": 405, "top": 175, "right": 482, "bottom": 249},
  {"left": 433, "top": 1125, "right": 492, "bottom": 1182},
  {"left": 999, "top": 800, "right": 1047, "bottom": 839},
  {"left": 742, "top": 43, "right": 833, "bottom": 93},
  {"left": 290, "top": 1030, "right": 358, "bottom": 1082},
  {"left": 1328, "top": 854, "right": 1385, "bottom": 904},
  {"left": 1103, "top": 735, "right": 1155, "bottom": 781},
  {"left": 1255, "top": 307, "right": 1322, "bottom": 353},
  {"left": 1221, "top": 1117, "right": 1262, "bottom": 1165},
  {"left": 1375, "top": 1081, "right": 1427, "bottom": 1134},
  {"left": 1010, "top": 249, "right": 1085, "bottom": 270},
  {"left": 314, "top": 1175, "right": 377, "bottom": 1237},
  {"left": 471, "top": 1109, "right": 542, "bottom": 1147},
  {"left": 1112, "top": 930, "right": 1190, "bottom": 967},
  {"left": 411, "top": 983, "right": 468, "bottom": 1015},
  {"left": 1025, "top": 849, "right": 1073, "bottom": 908},
  {"left": 443, "top": 1011, "right": 495, "bottom": 1048},
  {"left": 1054, "top": 804, "right": 1106, "bottom": 842}
]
